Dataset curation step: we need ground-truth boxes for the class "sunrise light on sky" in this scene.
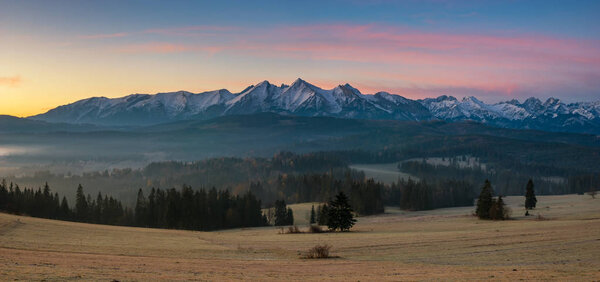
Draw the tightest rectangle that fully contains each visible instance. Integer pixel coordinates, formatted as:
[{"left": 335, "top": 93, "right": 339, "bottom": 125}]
[{"left": 1, "top": 0, "right": 599, "bottom": 117}]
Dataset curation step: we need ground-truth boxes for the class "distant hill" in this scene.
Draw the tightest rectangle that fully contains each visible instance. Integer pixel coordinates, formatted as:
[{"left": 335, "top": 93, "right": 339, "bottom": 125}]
[{"left": 0, "top": 115, "right": 104, "bottom": 133}]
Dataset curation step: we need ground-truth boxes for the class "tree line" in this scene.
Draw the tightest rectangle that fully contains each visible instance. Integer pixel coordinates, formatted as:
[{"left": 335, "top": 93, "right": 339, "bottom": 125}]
[
  {"left": 384, "top": 179, "right": 475, "bottom": 211},
  {"left": 399, "top": 160, "right": 570, "bottom": 196},
  {"left": 0, "top": 180, "right": 131, "bottom": 225},
  {"left": 0, "top": 180, "right": 268, "bottom": 231},
  {"left": 5, "top": 146, "right": 597, "bottom": 207},
  {"left": 133, "top": 186, "right": 267, "bottom": 230}
]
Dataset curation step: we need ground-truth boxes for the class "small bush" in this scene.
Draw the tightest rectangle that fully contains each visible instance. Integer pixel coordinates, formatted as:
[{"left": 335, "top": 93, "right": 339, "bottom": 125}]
[
  {"left": 308, "top": 225, "right": 324, "bottom": 233},
  {"left": 535, "top": 214, "right": 550, "bottom": 221},
  {"left": 304, "top": 244, "right": 331, "bottom": 259}
]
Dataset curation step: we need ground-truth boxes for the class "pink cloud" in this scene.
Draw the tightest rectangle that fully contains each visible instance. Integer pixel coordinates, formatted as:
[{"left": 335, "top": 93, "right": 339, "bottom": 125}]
[
  {"left": 108, "top": 23, "right": 600, "bottom": 98},
  {"left": 0, "top": 75, "right": 21, "bottom": 87},
  {"left": 115, "top": 24, "right": 600, "bottom": 69},
  {"left": 254, "top": 24, "right": 600, "bottom": 69},
  {"left": 79, "top": 32, "right": 129, "bottom": 39}
]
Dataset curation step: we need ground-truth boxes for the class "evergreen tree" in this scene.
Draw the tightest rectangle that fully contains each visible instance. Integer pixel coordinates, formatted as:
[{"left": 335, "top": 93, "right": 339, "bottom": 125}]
[
  {"left": 166, "top": 188, "right": 180, "bottom": 229},
  {"left": 490, "top": 196, "right": 508, "bottom": 220},
  {"left": 273, "top": 200, "right": 289, "bottom": 226},
  {"left": 476, "top": 180, "right": 493, "bottom": 219},
  {"left": 525, "top": 179, "right": 537, "bottom": 210},
  {"left": 309, "top": 205, "right": 316, "bottom": 224},
  {"left": 0, "top": 179, "right": 7, "bottom": 211},
  {"left": 135, "top": 189, "right": 147, "bottom": 226},
  {"left": 326, "top": 191, "right": 356, "bottom": 231},
  {"left": 317, "top": 204, "right": 329, "bottom": 226},
  {"left": 94, "top": 192, "right": 103, "bottom": 223},
  {"left": 75, "top": 184, "right": 88, "bottom": 221},
  {"left": 286, "top": 207, "right": 294, "bottom": 225},
  {"left": 59, "top": 196, "right": 70, "bottom": 220}
]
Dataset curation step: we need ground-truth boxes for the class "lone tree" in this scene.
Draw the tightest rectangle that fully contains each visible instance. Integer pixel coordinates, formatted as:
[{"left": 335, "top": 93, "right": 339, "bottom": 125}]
[
  {"left": 476, "top": 180, "right": 493, "bottom": 219},
  {"left": 525, "top": 179, "right": 537, "bottom": 210},
  {"left": 326, "top": 191, "right": 356, "bottom": 231}
]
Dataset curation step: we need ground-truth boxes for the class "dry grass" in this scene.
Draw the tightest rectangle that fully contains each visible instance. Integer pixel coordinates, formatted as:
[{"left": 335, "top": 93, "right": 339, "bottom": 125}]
[
  {"left": 1, "top": 194, "right": 599, "bottom": 280},
  {"left": 287, "top": 225, "right": 301, "bottom": 234},
  {"left": 534, "top": 213, "right": 551, "bottom": 221}
]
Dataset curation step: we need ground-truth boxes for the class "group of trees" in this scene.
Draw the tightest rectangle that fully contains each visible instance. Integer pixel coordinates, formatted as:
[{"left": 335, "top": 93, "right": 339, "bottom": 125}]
[
  {"left": 269, "top": 200, "right": 294, "bottom": 226},
  {"left": 0, "top": 180, "right": 269, "bottom": 231},
  {"left": 475, "top": 178, "right": 541, "bottom": 220},
  {"left": 400, "top": 160, "right": 569, "bottom": 196},
  {"left": 383, "top": 179, "right": 474, "bottom": 211},
  {"left": 250, "top": 172, "right": 384, "bottom": 216},
  {"left": 133, "top": 186, "right": 267, "bottom": 230},
  {"left": 475, "top": 180, "right": 509, "bottom": 220},
  {"left": 568, "top": 173, "right": 600, "bottom": 195},
  {"left": 0, "top": 181, "right": 132, "bottom": 225},
  {"left": 0, "top": 181, "right": 71, "bottom": 220},
  {"left": 74, "top": 184, "right": 130, "bottom": 225}
]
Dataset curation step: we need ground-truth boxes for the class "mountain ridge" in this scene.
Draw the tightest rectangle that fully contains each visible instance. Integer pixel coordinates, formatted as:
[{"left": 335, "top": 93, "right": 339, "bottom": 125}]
[{"left": 29, "top": 78, "right": 600, "bottom": 134}]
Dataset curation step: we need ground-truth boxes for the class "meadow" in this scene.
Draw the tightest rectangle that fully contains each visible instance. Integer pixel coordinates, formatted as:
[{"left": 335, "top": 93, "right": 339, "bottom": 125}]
[{"left": 1, "top": 194, "right": 599, "bottom": 280}]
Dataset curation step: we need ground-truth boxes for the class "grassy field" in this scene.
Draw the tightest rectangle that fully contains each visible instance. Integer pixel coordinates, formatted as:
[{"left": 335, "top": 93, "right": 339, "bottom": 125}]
[{"left": 1, "top": 194, "right": 599, "bottom": 280}]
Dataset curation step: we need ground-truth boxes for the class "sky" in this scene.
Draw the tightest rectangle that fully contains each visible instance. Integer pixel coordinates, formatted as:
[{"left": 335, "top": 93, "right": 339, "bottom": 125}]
[{"left": 1, "top": 0, "right": 599, "bottom": 117}]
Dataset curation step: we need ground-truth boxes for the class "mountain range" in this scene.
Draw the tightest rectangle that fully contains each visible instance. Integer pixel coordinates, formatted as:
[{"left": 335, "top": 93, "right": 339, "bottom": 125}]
[{"left": 30, "top": 78, "right": 600, "bottom": 134}]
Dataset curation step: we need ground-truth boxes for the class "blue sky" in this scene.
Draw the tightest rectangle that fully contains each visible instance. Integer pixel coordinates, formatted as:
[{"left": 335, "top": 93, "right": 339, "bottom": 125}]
[{"left": 1, "top": 0, "right": 599, "bottom": 116}]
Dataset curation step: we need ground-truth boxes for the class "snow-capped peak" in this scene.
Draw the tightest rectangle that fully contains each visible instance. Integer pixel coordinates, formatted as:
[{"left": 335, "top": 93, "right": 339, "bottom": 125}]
[{"left": 29, "top": 79, "right": 600, "bottom": 134}]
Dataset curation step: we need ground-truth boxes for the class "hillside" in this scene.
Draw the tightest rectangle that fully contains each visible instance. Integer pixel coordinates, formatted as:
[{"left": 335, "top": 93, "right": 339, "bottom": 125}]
[{"left": 1, "top": 195, "right": 598, "bottom": 280}]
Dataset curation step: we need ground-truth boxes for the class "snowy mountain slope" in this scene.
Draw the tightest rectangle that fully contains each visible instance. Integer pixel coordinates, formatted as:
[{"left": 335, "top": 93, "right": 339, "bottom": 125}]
[
  {"left": 29, "top": 78, "right": 600, "bottom": 134},
  {"left": 420, "top": 95, "right": 600, "bottom": 133},
  {"left": 31, "top": 78, "right": 430, "bottom": 126}
]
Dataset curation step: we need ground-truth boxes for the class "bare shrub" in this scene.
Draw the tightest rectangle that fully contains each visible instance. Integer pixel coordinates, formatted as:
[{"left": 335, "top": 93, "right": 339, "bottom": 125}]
[
  {"left": 303, "top": 244, "right": 331, "bottom": 259},
  {"left": 308, "top": 225, "right": 324, "bottom": 233},
  {"left": 287, "top": 225, "right": 301, "bottom": 234}
]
